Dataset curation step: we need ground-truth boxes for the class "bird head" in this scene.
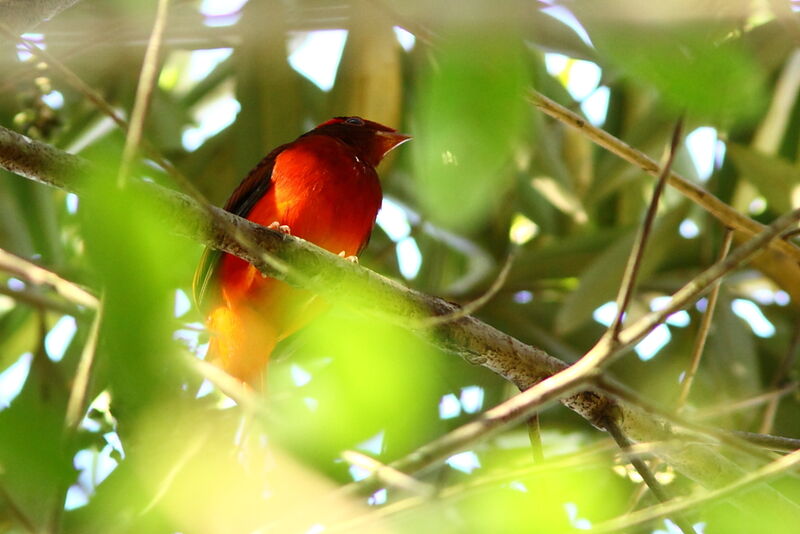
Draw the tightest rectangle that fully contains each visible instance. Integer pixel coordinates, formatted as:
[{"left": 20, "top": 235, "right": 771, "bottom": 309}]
[{"left": 313, "top": 116, "right": 411, "bottom": 167}]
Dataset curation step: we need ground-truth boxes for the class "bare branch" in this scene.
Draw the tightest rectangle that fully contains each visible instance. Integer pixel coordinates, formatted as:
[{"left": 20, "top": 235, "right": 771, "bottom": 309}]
[
  {"left": 529, "top": 90, "right": 800, "bottom": 263},
  {"left": 605, "top": 419, "right": 697, "bottom": 534},
  {"left": 609, "top": 119, "right": 683, "bottom": 341},
  {"left": 341, "top": 450, "right": 434, "bottom": 497},
  {"left": 118, "top": 0, "right": 171, "bottom": 186},
  {"left": 676, "top": 228, "right": 734, "bottom": 410},
  {"left": 695, "top": 383, "right": 798, "bottom": 423},
  {"left": 2, "top": 122, "right": 797, "bottom": 496},
  {"left": 0, "top": 284, "right": 82, "bottom": 315},
  {"left": 413, "top": 247, "right": 516, "bottom": 328},
  {"left": 0, "top": 247, "right": 97, "bottom": 308},
  {"left": 526, "top": 413, "right": 544, "bottom": 463},
  {"left": 64, "top": 304, "right": 102, "bottom": 431}
]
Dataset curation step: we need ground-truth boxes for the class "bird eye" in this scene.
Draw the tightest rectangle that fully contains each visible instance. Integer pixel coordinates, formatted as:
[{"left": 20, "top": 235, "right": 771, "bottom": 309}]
[{"left": 345, "top": 117, "right": 364, "bottom": 126}]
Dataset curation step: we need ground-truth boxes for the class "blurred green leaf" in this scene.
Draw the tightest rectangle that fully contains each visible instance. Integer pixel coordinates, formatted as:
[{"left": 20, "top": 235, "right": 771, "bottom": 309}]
[
  {"left": 0, "top": 306, "right": 37, "bottom": 373},
  {"left": 454, "top": 458, "right": 627, "bottom": 533},
  {"left": 0, "top": 355, "right": 73, "bottom": 531},
  {"left": 269, "top": 310, "right": 446, "bottom": 476},
  {"left": 413, "top": 32, "right": 531, "bottom": 231},
  {"left": 77, "top": 141, "right": 193, "bottom": 421},
  {"left": 728, "top": 144, "right": 798, "bottom": 214},
  {"left": 585, "top": 16, "right": 765, "bottom": 122}
]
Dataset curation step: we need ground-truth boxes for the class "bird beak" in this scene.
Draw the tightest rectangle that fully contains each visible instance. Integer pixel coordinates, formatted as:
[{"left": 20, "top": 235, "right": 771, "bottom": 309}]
[{"left": 375, "top": 130, "right": 412, "bottom": 157}]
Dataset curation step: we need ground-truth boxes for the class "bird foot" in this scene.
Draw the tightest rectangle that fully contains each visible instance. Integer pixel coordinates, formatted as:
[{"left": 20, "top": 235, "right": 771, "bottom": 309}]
[
  {"left": 338, "top": 251, "right": 359, "bottom": 263},
  {"left": 267, "top": 221, "right": 291, "bottom": 234}
]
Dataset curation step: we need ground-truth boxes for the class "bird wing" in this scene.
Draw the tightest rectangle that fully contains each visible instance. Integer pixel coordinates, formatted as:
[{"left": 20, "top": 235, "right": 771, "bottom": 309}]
[{"left": 192, "top": 144, "right": 288, "bottom": 309}]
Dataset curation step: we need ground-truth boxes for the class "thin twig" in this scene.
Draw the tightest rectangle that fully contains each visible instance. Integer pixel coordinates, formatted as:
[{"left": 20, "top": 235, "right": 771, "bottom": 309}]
[
  {"left": 0, "top": 0, "right": 82, "bottom": 32},
  {"left": 64, "top": 304, "right": 102, "bottom": 430},
  {"left": 675, "top": 228, "right": 734, "bottom": 410},
  {"left": 0, "top": 247, "right": 97, "bottom": 308},
  {"left": 0, "top": 24, "right": 131, "bottom": 138},
  {"left": 605, "top": 419, "right": 697, "bottom": 534},
  {"left": 0, "top": 284, "right": 83, "bottom": 315},
  {"left": 760, "top": 317, "right": 800, "bottom": 434},
  {"left": 414, "top": 248, "right": 516, "bottom": 328},
  {"left": 337, "top": 201, "right": 800, "bottom": 497},
  {"left": 526, "top": 413, "right": 544, "bottom": 463},
  {"left": 529, "top": 90, "right": 800, "bottom": 263},
  {"left": 694, "top": 382, "right": 798, "bottom": 422},
  {"left": 3, "top": 122, "right": 800, "bottom": 493},
  {"left": 140, "top": 432, "right": 208, "bottom": 515},
  {"left": 341, "top": 450, "right": 434, "bottom": 497},
  {"left": 609, "top": 119, "right": 683, "bottom": 341},
  {"left": 2, "top": 23, "right": 292, "bottom": 285},
  {"left": 118, "top": 0, "right": 171, "bottom": 187},
  {"left": 586, "top": 207, "right": 800, "bottom": 375},
  {"left": 186, "top": 356, "right": 266, "bottom": 418},
  {"left": 595, "top": 377, "right": 795, "bottom": 459},
  {"left": 293, "top": 441, "right": 617, "bottom": 534},
  {"left": 729, "top": 431, "right": 800, "bottom": 453},
  {"left": 591, "top": 447, "right": 800, "bottom": 534}
]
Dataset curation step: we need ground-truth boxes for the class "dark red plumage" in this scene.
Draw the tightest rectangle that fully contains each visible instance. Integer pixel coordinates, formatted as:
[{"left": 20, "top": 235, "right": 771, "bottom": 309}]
[{"left": 194, "top": 117, "right": 410, "bottom": 385}]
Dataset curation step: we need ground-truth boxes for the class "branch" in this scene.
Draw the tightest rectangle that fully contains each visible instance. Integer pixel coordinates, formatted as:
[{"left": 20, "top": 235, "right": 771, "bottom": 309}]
[
  {"left": 592, "top": 447, "right": 800, "bottom": 533},
  {"left": 0, "top": 247, "right": 97, "bottom": 308},
  {"left": 0, "top": 123, "right": 793, "bottom": 495},
  {"left": 609, "top": 119, "right": 682, "bottom": 341},
  {"left": 118, "top": 0, "right": 171, "bottom": 186},
  {"left": 529, "top": 90, "right": 800, "bottom": 264}
]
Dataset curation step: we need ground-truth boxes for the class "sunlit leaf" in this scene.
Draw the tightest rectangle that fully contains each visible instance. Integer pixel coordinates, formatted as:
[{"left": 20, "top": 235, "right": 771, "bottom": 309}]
[
  {"left": 412, "top": 31, "right": 531, "bottom": 231},
  {"left": 578, "top": 2, "right": 766, "bottom": 123},
  {"left": 269, "top": 310, "right": 444, "bottom": 474}
]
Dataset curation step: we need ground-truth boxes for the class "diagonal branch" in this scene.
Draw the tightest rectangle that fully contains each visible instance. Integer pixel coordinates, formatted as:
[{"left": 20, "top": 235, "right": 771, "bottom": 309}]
[
  {"left": 609, "top": 119, "right": 683, "bottom": 341},
  {"left": 592, "top": 447, "right": 800, "bottom": 534},
  {"left": 118, "top": 0, "right": 171, "bottom": 186},
  {"left": 0, "top": 247, "right": 97, "bottom": 308},
  {"left": 0, "top": 122, "right": 796, "bottom": 496},
  {"left": 529, "top": 90, "right": 800, "bottom": 263}
]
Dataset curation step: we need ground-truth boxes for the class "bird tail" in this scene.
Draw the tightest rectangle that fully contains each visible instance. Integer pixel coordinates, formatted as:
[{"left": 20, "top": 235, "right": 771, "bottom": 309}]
[{"left": 206, "top": 305, "right": 277, "bottom": 388}]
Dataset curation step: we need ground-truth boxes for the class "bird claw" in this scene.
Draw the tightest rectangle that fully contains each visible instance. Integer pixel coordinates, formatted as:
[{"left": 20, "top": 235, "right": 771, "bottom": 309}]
[
  {"left": 267, "top": 221, "right": 291, "bottom": 234},
  {"left": 338, "top": 251, "right": 359, "bottom": 263}
]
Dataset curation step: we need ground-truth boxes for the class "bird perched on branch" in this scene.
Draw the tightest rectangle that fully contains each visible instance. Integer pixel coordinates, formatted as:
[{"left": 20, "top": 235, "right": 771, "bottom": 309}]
[{"left": 193, "top": 117, "right": 410, "bottom": 387}]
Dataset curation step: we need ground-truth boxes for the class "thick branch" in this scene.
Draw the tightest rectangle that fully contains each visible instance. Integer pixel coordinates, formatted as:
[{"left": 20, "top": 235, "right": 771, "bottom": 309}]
[{"left": 0, "top": 124, "right": 782, "bottom": 492}]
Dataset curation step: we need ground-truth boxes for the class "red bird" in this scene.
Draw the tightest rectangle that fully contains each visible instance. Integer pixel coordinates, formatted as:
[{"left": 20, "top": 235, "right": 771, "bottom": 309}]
[{"left": 193, "top": 117, "right": 410, "bottom": 386}]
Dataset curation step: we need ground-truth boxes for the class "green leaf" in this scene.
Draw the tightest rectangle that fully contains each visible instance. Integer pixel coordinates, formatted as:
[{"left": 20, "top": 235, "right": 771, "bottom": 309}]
[
  {"left": 698, "top": 289, "right": 761, "bottom": 422},
  {"left": 555, "top": 202, "right": 689, "bottom": 333},
  {"left": 728, "top": 144, "right": 798, "bottom": 214},
  {"left": 586, "top": 19, "right": 766, "bottom": 122},
  {"left": 412, "top": 31, "right": 531, "bottom": 231},
  {"left": 0, "top": 305, "right": 37, "bottom": 373},
  {"left": 77, "top": 141, "right": 193, "bottom": 421}
]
